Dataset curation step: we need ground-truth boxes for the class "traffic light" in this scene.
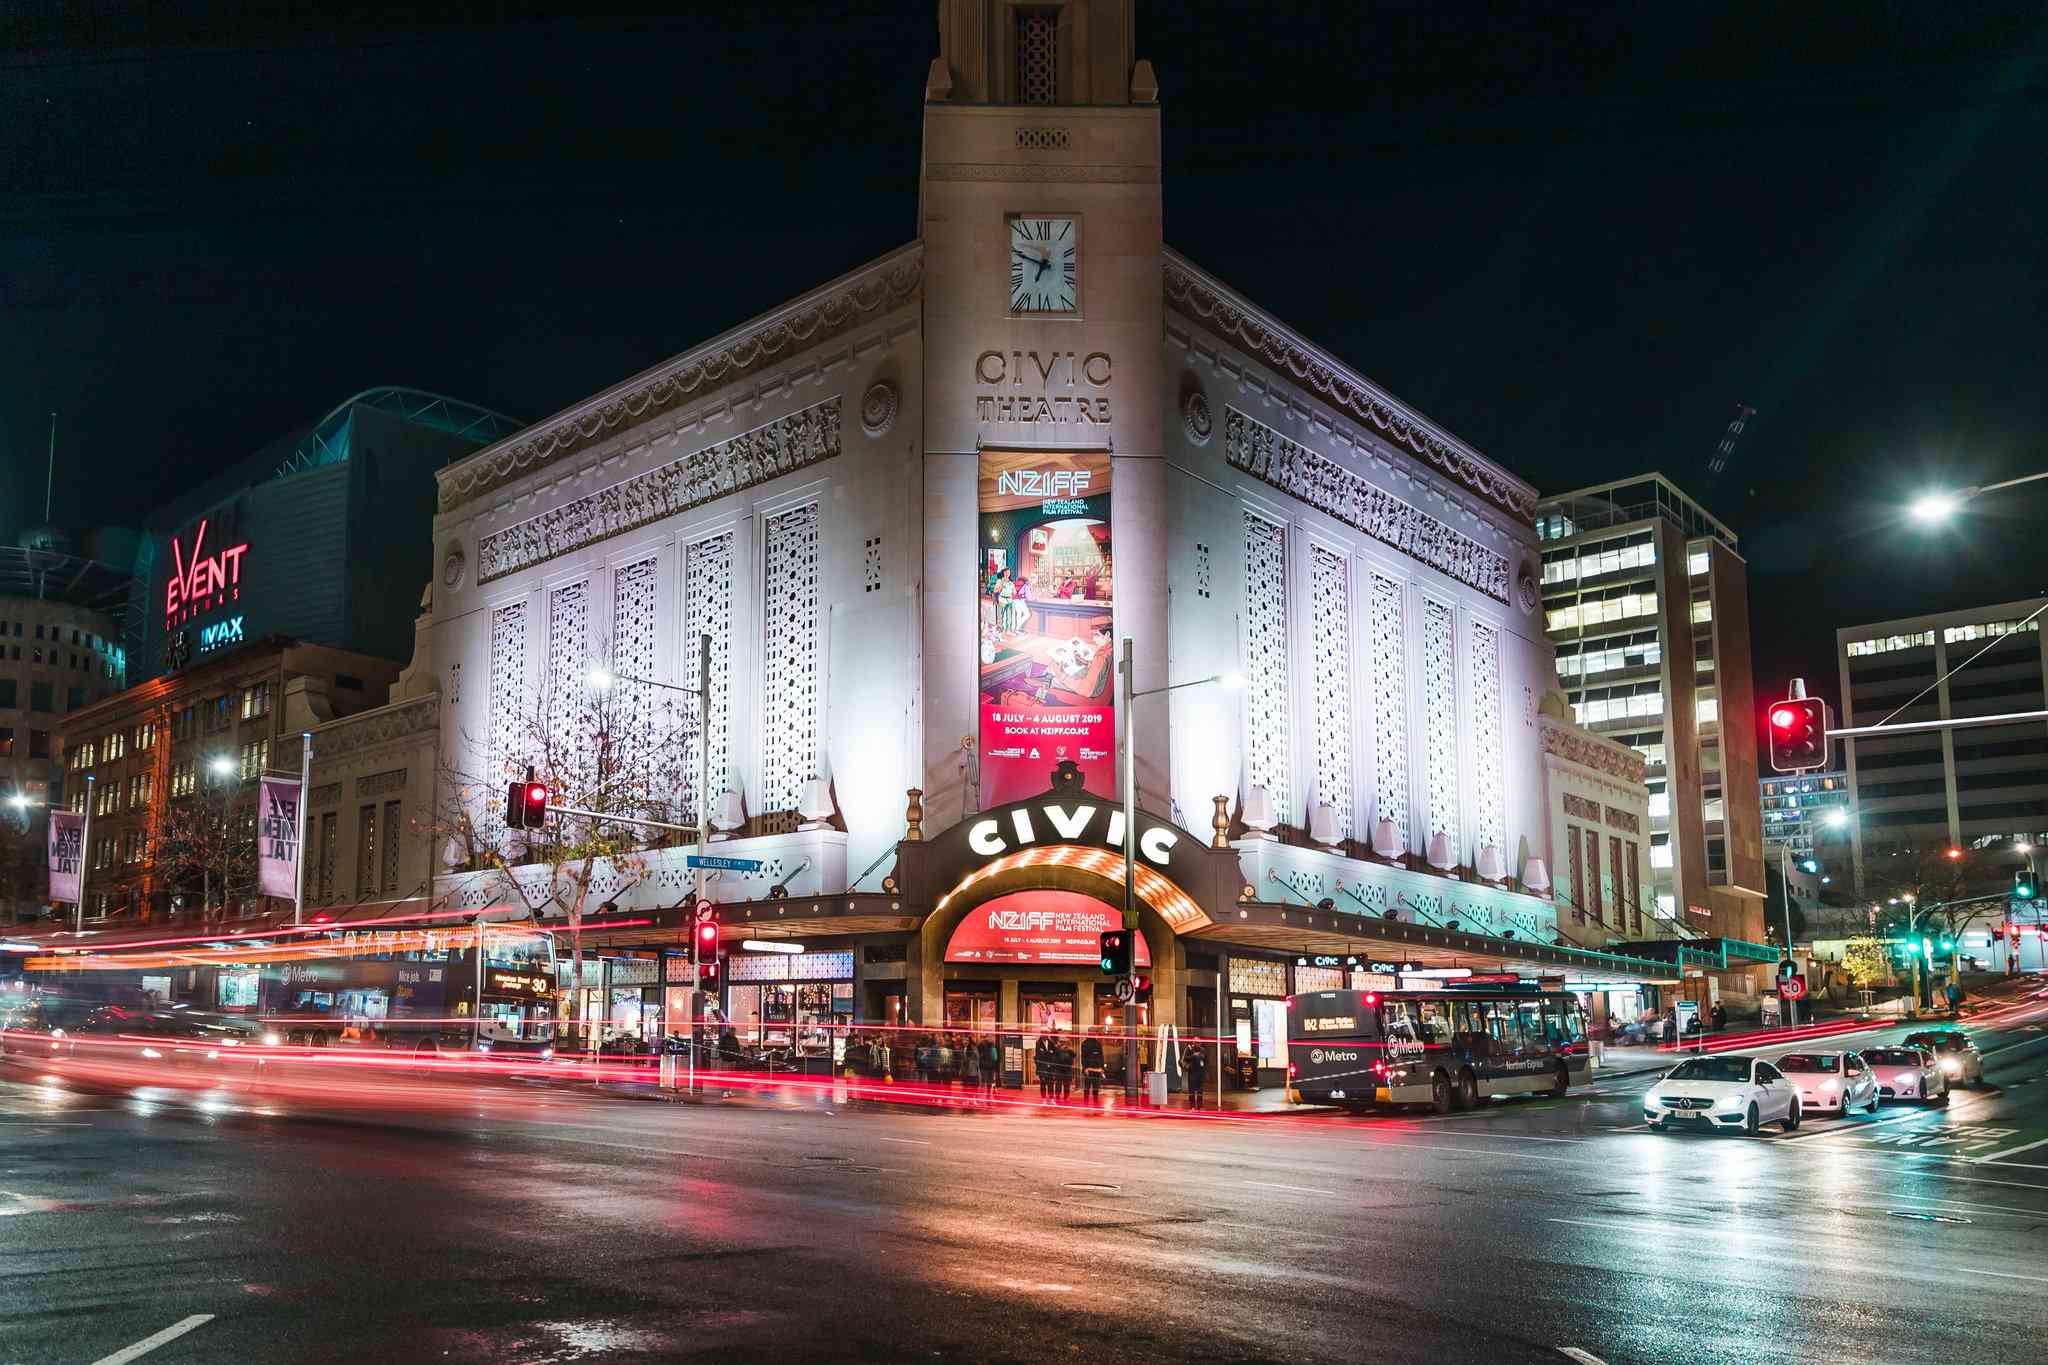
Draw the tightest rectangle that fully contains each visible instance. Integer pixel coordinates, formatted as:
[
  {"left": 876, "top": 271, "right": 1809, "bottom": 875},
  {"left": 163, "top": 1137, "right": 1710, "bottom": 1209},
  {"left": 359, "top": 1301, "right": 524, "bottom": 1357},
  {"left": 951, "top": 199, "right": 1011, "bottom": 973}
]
[
  {"left": 693, "top": 914, "right": 720, "bottom": 968},
  {"left": 1098, "top": 929, "right": 1131, "bottom": 976},
  {"left": 1133, "top": 976, "right": 1153, "bottom": 1005},
  {"left": 505, "top": 767, "right": 549, "bottom": 829},
  {"left": 1767, "top": 697, "right": 1829, "bottom": 774},
  {"left": 2015, "top": 869, "right": 2037, "bottom": 900}
]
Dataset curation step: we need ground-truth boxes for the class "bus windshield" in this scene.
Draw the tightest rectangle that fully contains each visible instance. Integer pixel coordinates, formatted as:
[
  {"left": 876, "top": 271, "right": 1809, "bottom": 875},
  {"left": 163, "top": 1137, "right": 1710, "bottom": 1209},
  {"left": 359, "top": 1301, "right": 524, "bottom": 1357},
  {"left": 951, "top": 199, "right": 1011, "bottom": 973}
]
[{"left": 1291, "top": 991, "right": 1381, "bottom": 1038}]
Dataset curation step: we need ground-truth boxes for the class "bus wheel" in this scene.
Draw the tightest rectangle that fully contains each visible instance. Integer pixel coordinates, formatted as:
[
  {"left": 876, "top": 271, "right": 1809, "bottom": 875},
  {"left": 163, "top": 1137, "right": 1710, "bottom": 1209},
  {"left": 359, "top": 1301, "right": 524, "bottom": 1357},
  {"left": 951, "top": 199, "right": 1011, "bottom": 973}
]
[
  {"left": 1430, "top": 1071, "right": 1453, "bottom": 1114},
  {"left": 1545, "top": 1062, "right": 1569, "bottom": 1098},
  {"left": 1453, "top": 1069, "right": 1478, "bottom": 1111}
]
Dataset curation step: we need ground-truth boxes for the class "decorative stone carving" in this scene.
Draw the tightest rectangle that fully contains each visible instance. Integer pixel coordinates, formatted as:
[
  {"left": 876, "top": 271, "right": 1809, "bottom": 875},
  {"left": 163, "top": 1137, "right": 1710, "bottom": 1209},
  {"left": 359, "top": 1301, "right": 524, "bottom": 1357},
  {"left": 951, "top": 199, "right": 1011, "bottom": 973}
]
[
  {"left": 1540, "top": 718, "right": 1648, "bottom": 784},
  {"left": 925, "top": 163, "right": 1160, "bottom": 183},
  {"left": 437, "top": 247, "right": 919, "bottom": 512},
  {"left": 1166, "top": 254, "right": 1537, "bottom": 525},
  {"left": 1604, "top": 805, "right": 1642, "bottom": 834},
  {"left": 312, "top": 695, "right": 439, "bottom": 763},
  {"left": 358, "top": 768, "right": 408, "bottom": 798},
  {"left": 440, "top": 542, "right": 466, "bottom": 589},
  {"left": 860, "top": 380, "right": 899, "bottom": 437},
  {"left": 1181, "top": 387, "right": 1213, "bottom": 445},
  {"left": 1517, "top": 566, "right": 1540, "bottom": 612},
  {"left": 1223, "top": 406, "right": 1513, "bottom": 604},
  {"left": 477, "top": 396, "right": 842, "bottom": 583},
  {"left": 1562, "top": 792, "right": 1602, "bottom": 822}
]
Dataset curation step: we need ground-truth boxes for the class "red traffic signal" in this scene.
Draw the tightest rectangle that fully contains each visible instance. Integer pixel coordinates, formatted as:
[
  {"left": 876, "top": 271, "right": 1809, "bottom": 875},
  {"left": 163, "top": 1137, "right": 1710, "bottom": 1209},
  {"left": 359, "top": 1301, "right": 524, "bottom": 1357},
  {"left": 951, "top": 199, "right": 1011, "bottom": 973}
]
[
  {"left": 693, "top": 913, "right": 720, "bottom": 968},
  {"left": 505, "top": 778, "right": 550, "bottom": 830},
  {"left": 1766, "top": 697, "right": 1828, "bottom": 774}
]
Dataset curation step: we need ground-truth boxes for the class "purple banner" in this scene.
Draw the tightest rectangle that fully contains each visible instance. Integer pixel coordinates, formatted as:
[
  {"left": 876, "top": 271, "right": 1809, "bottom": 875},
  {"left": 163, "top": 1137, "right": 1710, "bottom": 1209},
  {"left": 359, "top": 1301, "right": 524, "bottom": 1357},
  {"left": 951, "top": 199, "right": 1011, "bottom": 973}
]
[
  {"left": 258, "top": 777, "right": 302, "bottom": 900},
  {"left": 47, "top": 811, "right": 84, "bottom": 904}
]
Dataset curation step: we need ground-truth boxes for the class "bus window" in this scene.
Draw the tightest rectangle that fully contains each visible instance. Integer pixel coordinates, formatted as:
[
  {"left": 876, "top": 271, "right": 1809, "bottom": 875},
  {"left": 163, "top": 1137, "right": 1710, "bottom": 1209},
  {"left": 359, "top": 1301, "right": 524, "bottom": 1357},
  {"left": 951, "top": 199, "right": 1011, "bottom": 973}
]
[
  {"left": 1383, "top": 1001, "right": 1418, "bottom": 1044},
  {"left": 1562, "top": 999, "right": 1586, "bottom": 1043},
  {"left": 1415, "top": 1000, "right": 1452, "bottom": 1045},
  {"left": 1484, "top": 999, "right": 1520, "bottom": 1046},
  {"left": 1517, "top": 1000, "right": 1546, "bottom": 1049},
  {"left": 1540, "top": 998, "right": 1569, "bottom": 1045},
  {"left": 1452, "top": 1000, "right": 1485, "bottom": 1044}
]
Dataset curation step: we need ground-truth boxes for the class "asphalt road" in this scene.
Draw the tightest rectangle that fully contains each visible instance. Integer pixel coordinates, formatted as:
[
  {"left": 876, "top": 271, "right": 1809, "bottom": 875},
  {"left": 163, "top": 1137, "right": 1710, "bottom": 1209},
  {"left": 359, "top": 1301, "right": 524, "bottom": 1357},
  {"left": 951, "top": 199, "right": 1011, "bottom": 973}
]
[{"left": 5, "top": 992, "right": 2048, "bottom": 1365}]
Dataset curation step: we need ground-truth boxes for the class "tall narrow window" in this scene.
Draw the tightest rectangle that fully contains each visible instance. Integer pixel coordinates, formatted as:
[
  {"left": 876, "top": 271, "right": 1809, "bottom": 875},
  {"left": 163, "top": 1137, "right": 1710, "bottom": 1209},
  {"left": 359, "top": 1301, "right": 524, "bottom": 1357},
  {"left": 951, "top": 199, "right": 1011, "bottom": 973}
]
[
  {"left": 489, "top": 601, "right": 528, "bottom": 829},
  {"left": 1309, "top": 547, "right": 1352, "bottom": 838},
  {"left": 1370, "top": 574, "right": 1408, "bottom": 845},
  {"left": 316, "top": 812, "right": 337, "bottom": 903},
  {"left": 1016, "top": 9, "right": 1057, "bottom": 104},
  {"left": 1241, "top": 513, "right": 1291, "bottom": 820},
  {"left": 1422, "top": 597, "right": 1458, "bottom": 855},
  {"left": 357, "top": 805, "right": 378, "bottom": 898},
  {"left": 1609, "top": 836, "right": 1628, "bottom": 934},
  {"left": 1584, "top": 827, "right": 1603, "bottom": 922},
  {"left": 382, "top": 800, "right": 403, "bottom": 893},
  {"left": 1565, "top": 825, "right": 1585, "bottom": 922},
  {"left": 683, "top": 533, "right": 735, "bottom": 826},
  {"left": 1625, "top": 840, "right": 1642, "bottom": 933},
  {"left": 762, "top": 505, "right": 822, "bottom": 815}
]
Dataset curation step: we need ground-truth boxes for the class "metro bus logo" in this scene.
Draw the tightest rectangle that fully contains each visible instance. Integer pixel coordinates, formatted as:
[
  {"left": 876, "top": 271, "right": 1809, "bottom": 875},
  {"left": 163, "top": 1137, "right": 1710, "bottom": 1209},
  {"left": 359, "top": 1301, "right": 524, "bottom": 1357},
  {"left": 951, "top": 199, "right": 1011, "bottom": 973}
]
[{"left": 166, "top": 518, "right": 249, "bottom": 626}]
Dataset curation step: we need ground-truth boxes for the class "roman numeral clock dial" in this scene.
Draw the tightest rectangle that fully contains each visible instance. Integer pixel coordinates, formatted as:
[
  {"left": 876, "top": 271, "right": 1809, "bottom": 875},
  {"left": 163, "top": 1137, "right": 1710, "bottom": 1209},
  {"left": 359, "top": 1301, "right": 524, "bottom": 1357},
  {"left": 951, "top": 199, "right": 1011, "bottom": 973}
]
[{"left": 1008, "top": 216, "right": 1077, "bottom": 314}]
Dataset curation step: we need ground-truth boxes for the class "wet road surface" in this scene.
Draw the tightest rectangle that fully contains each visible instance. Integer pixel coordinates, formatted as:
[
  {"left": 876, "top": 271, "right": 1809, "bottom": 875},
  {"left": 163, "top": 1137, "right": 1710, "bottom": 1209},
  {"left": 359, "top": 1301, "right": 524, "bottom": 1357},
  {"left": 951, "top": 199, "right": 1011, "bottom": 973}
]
[{"left": 5, "top": 995, "right": 2048, "bottom": 1364}]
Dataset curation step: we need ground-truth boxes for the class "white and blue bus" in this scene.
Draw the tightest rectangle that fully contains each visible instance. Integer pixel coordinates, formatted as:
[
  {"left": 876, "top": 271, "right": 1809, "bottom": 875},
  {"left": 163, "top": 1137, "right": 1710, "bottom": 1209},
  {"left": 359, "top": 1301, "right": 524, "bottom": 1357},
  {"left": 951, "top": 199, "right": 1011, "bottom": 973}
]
[{"left": 1287, "top": 985, "right": 1589, "bottom": 1114}]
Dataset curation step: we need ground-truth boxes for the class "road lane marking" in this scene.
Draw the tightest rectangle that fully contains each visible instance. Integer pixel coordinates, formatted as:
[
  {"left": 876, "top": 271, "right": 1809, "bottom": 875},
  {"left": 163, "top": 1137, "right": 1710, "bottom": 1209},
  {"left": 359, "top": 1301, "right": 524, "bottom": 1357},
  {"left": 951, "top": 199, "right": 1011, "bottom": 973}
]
[
  {"left": 1243, "top": 1180, "right": 1339, "bottom": 1196},
  {"left": 877, "top": 1136, "right": 932, "bottom": 1146},
  {"left": 1778, "top": 1088, "right": 1996, "bottom": 1142},
  {"left": 1956, "top": 1266, "right": 2048, "bottom": 1285},
  {"left": 1977, "top": 1135, "right": 2048, "bottom": 1163},
  {"left": 1557, "top": 1349, "right": 1607, "bottom": 1365},
  {"left": 91, "top": 1315, "right": 216, "bottom": 1365},
  {"left": 1982, "top": 1034, "right": 2048, "bottom": 1056}
]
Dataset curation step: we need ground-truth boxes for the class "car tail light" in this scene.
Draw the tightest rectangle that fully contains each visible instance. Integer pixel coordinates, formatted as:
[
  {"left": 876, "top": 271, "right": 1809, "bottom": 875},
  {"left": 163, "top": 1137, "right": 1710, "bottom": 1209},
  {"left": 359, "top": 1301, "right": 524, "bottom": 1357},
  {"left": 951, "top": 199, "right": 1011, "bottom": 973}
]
[{"left": 1287, "top": 1063, "right": 1297, "bottom": 1078}]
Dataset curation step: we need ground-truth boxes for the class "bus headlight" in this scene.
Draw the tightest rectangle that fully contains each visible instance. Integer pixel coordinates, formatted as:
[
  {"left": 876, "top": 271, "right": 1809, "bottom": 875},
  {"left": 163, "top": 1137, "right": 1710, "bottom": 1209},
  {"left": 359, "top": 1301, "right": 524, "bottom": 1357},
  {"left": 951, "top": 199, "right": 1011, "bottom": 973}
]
[
  {"left": 261, "top": 1031, "right": 282, "bottom": 1047},
  {"left": 539, "top": 1046, "right": 554, "bottom": 1061}
]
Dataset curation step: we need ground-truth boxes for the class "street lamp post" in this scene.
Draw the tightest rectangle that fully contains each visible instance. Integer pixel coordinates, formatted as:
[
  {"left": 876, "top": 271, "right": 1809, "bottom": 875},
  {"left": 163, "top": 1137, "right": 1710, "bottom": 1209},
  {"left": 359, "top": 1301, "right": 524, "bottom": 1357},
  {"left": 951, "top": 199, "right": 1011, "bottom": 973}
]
[
  {"left": 1907, "top": 470, "right": 2048, "bottom": 525},
  {"left": 1116, "top": 637, "right": 1243, "bottom": 1104},
  {"left": 76, "top": 774, "right": 95, "bottom": 935}
]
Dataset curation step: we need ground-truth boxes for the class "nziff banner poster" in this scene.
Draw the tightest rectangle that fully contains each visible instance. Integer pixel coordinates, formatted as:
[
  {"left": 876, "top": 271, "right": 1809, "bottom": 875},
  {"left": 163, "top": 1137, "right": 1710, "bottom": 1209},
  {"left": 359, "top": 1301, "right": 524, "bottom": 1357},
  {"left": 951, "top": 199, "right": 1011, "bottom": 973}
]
[
  {"left": 47, "top": 811, "right": 84, "bottom": 904},
  {"left": 976, "top": 449, "right": 1115, "bottom": 807},
  {"left": 258, "top": 776, "right": 302, "bottom": 900}
]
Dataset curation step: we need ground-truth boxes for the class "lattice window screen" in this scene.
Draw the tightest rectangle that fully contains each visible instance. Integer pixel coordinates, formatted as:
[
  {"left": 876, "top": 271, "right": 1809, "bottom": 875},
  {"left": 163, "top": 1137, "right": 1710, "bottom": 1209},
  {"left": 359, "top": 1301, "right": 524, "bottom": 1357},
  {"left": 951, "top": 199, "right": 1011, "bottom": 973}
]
[
  {"left": 547, "top": 580, "right": 591, "bottom": 791},
  {"left": 612, "top": 556, "right": 659, "bottom": 778},
  {"left": 1470, "top": 620, "right": 1504, "bottom": 863},
  {"left": 1016, "top": 10, "right": 1057, "bottom": 104},
  {"left": 1422, "top": 596, "right": 1459, "bottom": 856},
  {"left": 1241, "top": 513, "right": 1291, "bottom": 819},
  {"left": 488, "top": 600, "right": 527, "bottom": 831},
  {"left": 1369, "top": 573, "right": 1408, "bottom": 845},
  {"left": 1309, "top": 546, "right": 1353, "bottom": 838},
  {"left": 683, "top": 533, "right": 735, "bottom": 826},
  {"left": 762, "top": 505, "right": 822, "bottom": 814}
]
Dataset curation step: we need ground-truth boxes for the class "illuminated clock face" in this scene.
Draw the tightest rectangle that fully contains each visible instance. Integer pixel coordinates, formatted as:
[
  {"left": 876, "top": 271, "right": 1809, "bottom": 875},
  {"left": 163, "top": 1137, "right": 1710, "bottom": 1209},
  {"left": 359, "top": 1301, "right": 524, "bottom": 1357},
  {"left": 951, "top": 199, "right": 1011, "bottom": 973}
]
[{"left": 1009, "top": 217, "right": 1077, "bottom": 314}]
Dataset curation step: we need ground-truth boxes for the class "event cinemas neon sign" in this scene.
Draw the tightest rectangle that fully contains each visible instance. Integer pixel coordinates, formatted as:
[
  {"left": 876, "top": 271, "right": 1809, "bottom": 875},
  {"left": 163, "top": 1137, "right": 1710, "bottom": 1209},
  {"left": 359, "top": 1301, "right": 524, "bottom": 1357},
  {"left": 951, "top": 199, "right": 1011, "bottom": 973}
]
[{"left": 165, "top": 519, "right": 249, "bottom": 626}]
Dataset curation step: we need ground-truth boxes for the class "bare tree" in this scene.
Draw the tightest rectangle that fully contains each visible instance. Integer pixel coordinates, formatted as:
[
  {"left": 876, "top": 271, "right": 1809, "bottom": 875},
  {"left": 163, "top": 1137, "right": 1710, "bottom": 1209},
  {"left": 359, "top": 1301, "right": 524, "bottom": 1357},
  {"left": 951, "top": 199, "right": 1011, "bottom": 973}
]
[
  {"left": 154, "top": 770, "right": 260, "bottom": 917},
  {"left": 433, "top": 642, "right": 701, "bottom": 1047}
]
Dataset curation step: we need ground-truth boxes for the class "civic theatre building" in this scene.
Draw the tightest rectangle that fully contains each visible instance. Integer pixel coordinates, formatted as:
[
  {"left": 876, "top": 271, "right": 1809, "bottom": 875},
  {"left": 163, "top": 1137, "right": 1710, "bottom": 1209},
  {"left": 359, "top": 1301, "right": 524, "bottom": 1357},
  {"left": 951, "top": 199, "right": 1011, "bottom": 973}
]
[{"left": 428, "top": 1, "right": 1711, "bottom": 1078}]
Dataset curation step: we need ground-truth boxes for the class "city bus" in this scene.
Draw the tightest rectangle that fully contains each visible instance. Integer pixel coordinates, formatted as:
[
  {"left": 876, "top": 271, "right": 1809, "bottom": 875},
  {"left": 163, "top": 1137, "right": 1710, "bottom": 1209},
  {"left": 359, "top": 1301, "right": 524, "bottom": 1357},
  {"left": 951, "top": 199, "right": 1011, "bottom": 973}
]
[
  {"left": 1287, "top": 985, "right": 1589, "bottom": 1113},
  {"left": 13, "top": 911, "right": 558, "bottom": 1064}
]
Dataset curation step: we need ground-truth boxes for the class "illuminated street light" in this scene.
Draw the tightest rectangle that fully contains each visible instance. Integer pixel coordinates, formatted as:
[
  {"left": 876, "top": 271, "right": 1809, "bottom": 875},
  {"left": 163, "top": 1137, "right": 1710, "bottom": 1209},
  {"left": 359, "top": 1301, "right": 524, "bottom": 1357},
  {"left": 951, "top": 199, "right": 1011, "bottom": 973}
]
[
  {"left": 208, "top": 755, "right": 235, "bottom": 777},
  {"left": 1821, "top": 809, "right": 1850, "bottom": 830},
  {"left": 586, "top": 664, "right": 614, "bottom": 691},
  {"left": 1908, "top": 491, "right": 1961, "bottom": 524}
]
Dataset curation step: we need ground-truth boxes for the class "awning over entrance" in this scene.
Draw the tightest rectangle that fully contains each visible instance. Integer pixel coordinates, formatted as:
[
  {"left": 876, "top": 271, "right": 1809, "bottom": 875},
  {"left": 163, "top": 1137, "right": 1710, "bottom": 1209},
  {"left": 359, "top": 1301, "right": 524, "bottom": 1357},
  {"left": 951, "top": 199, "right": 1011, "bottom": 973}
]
[
  {"left": 1186, "top": 901, "right": 1681, "bottom": 984},
  {"left": 568, "top": 893, "right": 916, "bottom": 951}
]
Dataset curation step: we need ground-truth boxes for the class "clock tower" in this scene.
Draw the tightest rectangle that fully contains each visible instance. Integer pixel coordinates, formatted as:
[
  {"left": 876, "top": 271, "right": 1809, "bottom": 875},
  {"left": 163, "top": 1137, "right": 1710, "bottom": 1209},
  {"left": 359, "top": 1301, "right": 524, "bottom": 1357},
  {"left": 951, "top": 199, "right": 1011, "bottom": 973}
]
[{"left": 920, "top": 0, "right": 1169, "bottom": 814}]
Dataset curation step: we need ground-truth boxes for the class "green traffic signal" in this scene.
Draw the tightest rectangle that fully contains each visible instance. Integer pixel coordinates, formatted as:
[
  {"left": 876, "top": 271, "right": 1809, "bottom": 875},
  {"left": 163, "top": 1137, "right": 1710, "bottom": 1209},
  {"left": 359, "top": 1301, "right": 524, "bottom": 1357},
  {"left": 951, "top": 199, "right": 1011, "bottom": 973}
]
[{"left": 2017, "top": 870, "right": 2038, "bottom": 900}]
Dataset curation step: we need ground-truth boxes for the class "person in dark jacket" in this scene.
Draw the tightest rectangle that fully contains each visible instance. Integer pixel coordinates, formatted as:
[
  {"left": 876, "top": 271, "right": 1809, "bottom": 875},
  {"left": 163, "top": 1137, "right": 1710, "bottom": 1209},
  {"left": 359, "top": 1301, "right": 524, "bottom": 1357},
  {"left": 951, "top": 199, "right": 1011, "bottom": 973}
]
[
  {"left": 1080, "top": 1029, "right": 1107, "bottom": 1101},
  {"left": 978, "top": 1038, "right": 1001, "bottom": 1100},
  {"left": 1034, "top": 1035, "right": 1056, "bottom": 1101},
  {"left": 1052, "top": 1038, "right": 1076, "bottom": 1101},
  {"left": 1182, "top": 1040, "right": 1208, "bottom": 1106},
  {"left": 1710, "top": 1002, "right": 1728, "bottom": 1033}
]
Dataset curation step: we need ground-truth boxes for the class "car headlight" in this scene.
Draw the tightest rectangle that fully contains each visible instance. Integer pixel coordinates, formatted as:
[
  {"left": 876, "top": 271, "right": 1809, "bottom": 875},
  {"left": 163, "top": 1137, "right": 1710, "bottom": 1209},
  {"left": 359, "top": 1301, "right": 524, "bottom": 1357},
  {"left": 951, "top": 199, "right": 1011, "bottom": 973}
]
[
  {"left": 140, "top": 1047, "right": 162, "bottom": 1059},
  {"left": 539, "top": 1046, "right": 554, "bottom": 1061},
  {"left": 261, "top": 1030, "right": 282, "bottom": 1047},
  {"left": 1716, "top": 1093, "right": 1747, "bottom": 1110},
  {"left": 1939, "top": 1057, "right": 1960, "bottom": 1075}
]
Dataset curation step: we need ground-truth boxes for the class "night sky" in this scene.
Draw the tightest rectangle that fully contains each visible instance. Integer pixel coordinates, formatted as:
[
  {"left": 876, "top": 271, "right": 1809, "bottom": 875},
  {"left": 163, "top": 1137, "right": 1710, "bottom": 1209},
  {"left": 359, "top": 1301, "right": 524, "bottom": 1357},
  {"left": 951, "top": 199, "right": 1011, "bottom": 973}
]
[{"left": 5, "top": 2, "right": 2046, "bottom": 720}]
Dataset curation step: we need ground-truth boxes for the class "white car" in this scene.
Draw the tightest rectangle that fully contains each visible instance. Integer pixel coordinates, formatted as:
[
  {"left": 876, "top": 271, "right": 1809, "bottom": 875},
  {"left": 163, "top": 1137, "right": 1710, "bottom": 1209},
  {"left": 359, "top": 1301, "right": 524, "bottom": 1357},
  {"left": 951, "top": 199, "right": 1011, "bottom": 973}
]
[
  {"left": 1775, "top": 1050, "right": 1879, "bottom": 1117},
  {"left": 1644, "top": 1054, "right": 1802, "bottom": 1135},
  {"left": 1862, "top": 1046, "right": 1950, "bottom": 1105}
]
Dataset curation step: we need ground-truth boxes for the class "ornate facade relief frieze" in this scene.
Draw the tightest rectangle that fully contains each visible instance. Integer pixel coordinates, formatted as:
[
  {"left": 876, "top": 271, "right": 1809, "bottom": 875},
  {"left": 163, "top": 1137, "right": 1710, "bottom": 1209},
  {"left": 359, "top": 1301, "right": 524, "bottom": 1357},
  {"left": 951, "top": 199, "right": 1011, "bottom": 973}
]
[
  {"left": 1222, "top": 406, "right": 1513, "bottom": 604},
  {"left": 1539, "top": 717, "right": 1648, "bottom": 785},
  {"left": 1166, "top": 253, "right": 1537, "bottom": 526},
  {"left": 437, "top": 246, "right": 918, "bottom": 512},
  {"left": 311, "top": 696, "right": 440, "bottom": 763},
  {"left": 477, "top": 397, "right": 842, "bottom": 583}
]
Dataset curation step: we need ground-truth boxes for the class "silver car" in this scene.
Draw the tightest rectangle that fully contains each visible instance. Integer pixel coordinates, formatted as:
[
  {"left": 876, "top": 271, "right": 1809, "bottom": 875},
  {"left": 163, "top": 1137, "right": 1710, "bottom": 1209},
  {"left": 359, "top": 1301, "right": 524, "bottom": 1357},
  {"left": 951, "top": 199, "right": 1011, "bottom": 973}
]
[
  {"left": 1776, "top": 1050, "right": 1879, "bottom": 1117},
  {"left": 1861, "top": 1045, "right": 1950, "bottom": 1106}
]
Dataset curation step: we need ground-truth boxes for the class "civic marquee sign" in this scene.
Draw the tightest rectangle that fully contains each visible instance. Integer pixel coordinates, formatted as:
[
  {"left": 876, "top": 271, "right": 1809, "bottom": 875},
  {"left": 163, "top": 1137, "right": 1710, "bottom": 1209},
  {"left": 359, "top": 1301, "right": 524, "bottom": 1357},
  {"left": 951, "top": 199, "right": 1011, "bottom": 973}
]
[{"left": 944, "top": 889, "right": 1152, "bottom": 966}]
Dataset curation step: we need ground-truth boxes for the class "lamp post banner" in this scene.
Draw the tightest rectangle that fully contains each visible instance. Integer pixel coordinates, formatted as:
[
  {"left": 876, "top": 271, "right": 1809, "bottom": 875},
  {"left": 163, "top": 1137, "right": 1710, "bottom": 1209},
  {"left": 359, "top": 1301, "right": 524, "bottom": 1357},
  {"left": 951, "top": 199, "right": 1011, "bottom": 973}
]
[
  {"left": 47, "top": 811, "right": 84, "bottom": 903},
  {"left": 976, "top": 448, "right": 1116, "bottom": 806},
  {"left": 258, "top": 776, "right": 303, "bottom": 899}
]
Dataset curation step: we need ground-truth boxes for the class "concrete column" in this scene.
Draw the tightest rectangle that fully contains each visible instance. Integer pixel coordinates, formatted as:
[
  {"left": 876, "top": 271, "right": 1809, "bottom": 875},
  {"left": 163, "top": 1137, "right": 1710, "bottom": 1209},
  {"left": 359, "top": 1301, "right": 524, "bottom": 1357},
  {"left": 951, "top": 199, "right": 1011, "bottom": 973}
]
[{"left": 998, "top": 977, "right": 1020, "bottom": 1028}]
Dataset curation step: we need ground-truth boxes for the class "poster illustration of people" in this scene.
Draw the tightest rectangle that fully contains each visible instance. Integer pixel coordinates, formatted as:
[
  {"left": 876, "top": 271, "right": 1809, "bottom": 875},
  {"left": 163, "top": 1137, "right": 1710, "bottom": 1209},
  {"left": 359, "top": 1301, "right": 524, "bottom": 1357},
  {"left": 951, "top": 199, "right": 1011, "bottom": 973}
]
[{"left": 976, "top": 449, "right": 1115, "bottom": 806}]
